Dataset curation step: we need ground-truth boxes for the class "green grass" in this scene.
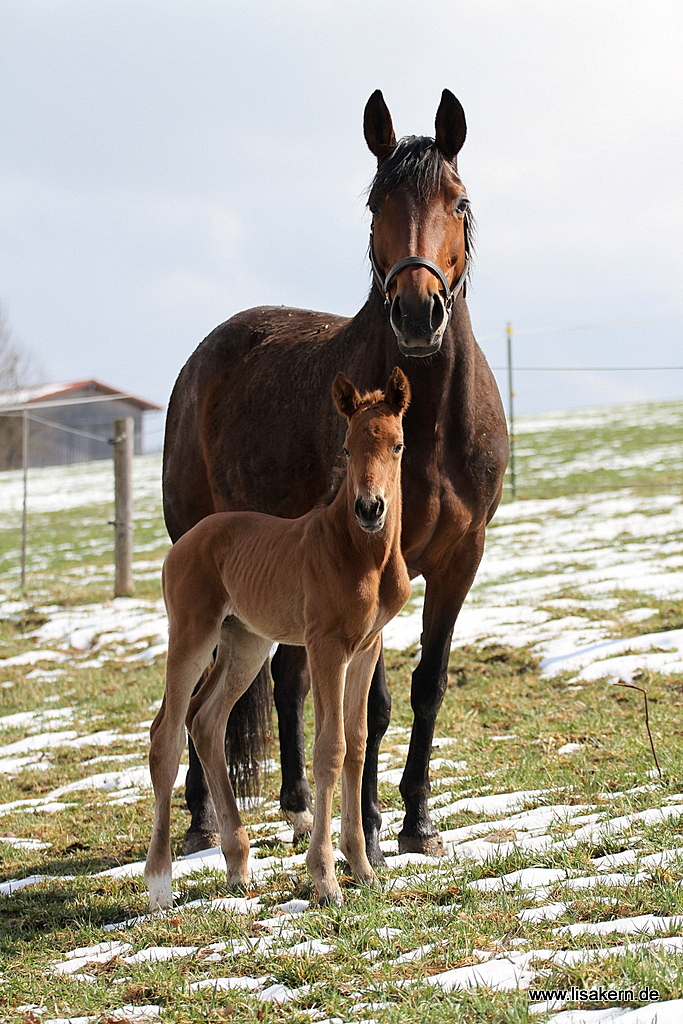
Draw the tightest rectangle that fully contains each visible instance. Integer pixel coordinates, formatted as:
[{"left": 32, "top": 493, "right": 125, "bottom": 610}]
[{"left": 0, "top": 404, "right": 682, "bottom": 1021}]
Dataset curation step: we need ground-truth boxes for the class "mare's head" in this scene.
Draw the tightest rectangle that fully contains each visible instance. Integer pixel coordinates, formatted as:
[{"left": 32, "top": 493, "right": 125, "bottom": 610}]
[
  {"left": 365, "top": 89, "right": 472, "bottom": 357},
  {"left": 332, "top": 367, "right": 410, "bottom": 534}
]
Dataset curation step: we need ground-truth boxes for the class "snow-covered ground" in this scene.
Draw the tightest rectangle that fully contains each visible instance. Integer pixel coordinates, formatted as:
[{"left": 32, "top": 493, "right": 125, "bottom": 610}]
[{"left": 1, "top": 401, "right": 682, "bottom": 1021}]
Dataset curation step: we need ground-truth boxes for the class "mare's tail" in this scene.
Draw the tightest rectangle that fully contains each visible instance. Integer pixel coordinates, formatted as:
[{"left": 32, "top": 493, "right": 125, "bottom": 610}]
[{"left": 225, "top": 661, "right": 273, "bottom": 798}]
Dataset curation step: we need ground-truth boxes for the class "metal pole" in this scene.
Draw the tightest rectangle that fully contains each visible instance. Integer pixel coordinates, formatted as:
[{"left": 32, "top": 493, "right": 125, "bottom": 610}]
[
  {"left": 506, "top": 321, "right": 517, "bottom": 499},
  {"left": 113, "top": 416, "right": 134, "bottom": 597},
  {"left": 20, "top": 409, "right": 28, "bottom": 591}
]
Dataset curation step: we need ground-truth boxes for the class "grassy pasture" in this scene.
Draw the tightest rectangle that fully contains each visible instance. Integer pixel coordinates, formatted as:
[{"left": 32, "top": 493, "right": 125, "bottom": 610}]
[{"left": 0, "top": 402, "right": 682, "bottom": 1022}]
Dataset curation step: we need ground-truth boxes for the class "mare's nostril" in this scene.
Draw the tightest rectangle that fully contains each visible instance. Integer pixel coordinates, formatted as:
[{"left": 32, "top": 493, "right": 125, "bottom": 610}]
[
  {"left": 390, "top": 294, "right": 403, "bottom": 334},
  {"left": 430, "top": 294, "right": 446, "bottom": 332}
]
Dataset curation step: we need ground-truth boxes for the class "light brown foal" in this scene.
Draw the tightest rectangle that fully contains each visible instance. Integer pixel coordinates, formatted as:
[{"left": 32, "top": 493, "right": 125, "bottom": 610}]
[{"left": 145, "top": 367, "right": 411, "bottom": 908}]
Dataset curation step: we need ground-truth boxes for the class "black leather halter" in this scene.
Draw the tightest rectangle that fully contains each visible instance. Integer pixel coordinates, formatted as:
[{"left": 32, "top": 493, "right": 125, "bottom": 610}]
[{"left": 369, "top": 222, "right": 470, "bottom": 316}]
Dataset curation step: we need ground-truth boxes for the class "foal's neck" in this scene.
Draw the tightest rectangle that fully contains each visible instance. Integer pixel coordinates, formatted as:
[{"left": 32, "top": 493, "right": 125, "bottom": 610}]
[{"left": 327, "top": 474, "right": 402, "bottom": 570}]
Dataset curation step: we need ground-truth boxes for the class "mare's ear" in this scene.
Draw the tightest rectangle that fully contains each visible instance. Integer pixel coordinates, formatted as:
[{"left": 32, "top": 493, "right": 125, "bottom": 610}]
[
  {"left": 435, "top": 89, "right": 467, "bottom": 163},
  {"left": 384, "top": 367, "right": 411, "bottom": 416},
  {"left": 364, "top": 90, "right": 397, "bottom": 161},
  {"left": 332, "top": 372, "right": 362, "bottom": 419}
]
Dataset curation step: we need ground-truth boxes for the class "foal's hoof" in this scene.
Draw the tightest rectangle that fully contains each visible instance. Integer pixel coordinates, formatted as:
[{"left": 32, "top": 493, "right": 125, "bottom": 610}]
[
  {"left": 146, "top": 873, "right": 173, "bottom": 911},
  {"left": 317, "top": 887, "right": 343, "bottom": 908},
  {"left": 181, "top": 828, "right": 221, "bottom": 856},
  {"left": 397, "top": 832, "right": 445, "bottom": 857}
]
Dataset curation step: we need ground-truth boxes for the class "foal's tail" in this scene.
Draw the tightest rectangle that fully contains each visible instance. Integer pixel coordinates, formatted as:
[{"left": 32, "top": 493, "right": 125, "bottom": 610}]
[{"left": 225, "top": 662, "right": 273, "bottom": 798}]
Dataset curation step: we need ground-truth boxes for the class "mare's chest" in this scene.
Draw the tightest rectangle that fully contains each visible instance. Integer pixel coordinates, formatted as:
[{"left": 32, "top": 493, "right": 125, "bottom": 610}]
[{"left": 399, "top": 425, "right": 504, "bottom": 574}]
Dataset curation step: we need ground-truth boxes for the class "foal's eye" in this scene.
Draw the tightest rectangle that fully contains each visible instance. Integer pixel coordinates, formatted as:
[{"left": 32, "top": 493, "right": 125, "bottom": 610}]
[
  {"left": 454, "top": 196, "right": 470, "bottom": 216},
  {"left": 393, "top": 443, "right": 404, "bottom": 454},
  {"left": 342, "top": 446, "right": 350, "bottom": 458}
]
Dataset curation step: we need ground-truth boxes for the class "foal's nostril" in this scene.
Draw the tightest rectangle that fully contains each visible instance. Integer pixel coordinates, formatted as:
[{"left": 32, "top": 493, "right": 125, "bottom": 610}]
[{"left": 355, "top": 496, "right": 385, "bottom": 524}]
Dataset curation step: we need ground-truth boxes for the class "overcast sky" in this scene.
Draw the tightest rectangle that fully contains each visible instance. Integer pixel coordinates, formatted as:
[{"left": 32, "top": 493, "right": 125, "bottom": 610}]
[{"left": 1, "top": 0, "right": 682, "bottom": 438}]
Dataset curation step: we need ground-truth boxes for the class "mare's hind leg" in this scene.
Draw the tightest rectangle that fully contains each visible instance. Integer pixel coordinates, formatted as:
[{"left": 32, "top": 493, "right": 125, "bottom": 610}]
[
  {"left": 187, "top": 619, "right": 271, "bottom": 888},
  {"left": 146, "top": 629, "right": 220, "bottom": 910},
  {"left": 271, "top": 644, "right": 313, "bottom": 842},
  {"left": 340, "top": 637, "right": 381, "bottom": 887}
]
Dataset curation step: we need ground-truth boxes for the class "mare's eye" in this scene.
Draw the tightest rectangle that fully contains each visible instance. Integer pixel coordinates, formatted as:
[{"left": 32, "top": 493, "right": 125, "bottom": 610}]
[
  {"left": 342, "top": 446, "right": 350, "bottom": 458},
  {"left": 369, "top": 200, "right": 382, "bottom": 216},
  {"left": 454, "top": 196, "right": 470, "bottom": 216},
  {"left": 394, "top": 443, "right": 404, "bottom": 454}
]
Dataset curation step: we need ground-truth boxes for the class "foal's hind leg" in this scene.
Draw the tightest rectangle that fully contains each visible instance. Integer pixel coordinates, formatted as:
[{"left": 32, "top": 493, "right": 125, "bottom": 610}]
[
  {"left": 187, "top": 619, "right": 271, "bottom": 889},
  {"left": 340, "top": 638, "right": 380, "bottom": 887},
  {"left": 146, "top": 628, "right": 220, "bottom": 910}
]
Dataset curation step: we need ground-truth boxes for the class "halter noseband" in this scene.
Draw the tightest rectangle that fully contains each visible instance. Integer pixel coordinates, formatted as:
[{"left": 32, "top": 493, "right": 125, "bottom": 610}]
[{"left": 369, "top": 222, "right": 470, "bottom": 316}]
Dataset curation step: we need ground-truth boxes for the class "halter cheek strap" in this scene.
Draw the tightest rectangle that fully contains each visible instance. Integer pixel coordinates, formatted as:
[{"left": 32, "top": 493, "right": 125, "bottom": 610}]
[{"left": 369, "top": 223, "right": 470, "bottom": 315}]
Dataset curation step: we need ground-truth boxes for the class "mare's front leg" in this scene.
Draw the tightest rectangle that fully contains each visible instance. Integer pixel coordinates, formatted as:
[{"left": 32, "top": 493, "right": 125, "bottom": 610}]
[
  {"left": 398, "top": 529, "right": 486, "bottom": 855},
  {"left": 361, "top": 644, "right": 391, "bottom": 865},
  {"left": 188, "top": 620, "right": 272, "bottom": 889},
  {"left": 306, "top": 639, "right": 348, "bottom": 906},
  {"left": 271, "top": 644, "right": 313, "bottom": 842},
  {"left": 340, "top": 637, "right": 381, "bottom": 886}
]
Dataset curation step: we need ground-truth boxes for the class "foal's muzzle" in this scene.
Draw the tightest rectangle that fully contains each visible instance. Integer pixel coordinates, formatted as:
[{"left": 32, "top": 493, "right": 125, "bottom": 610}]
[{"left": 354, "top": 495, "right": 386, "bottom": 533}]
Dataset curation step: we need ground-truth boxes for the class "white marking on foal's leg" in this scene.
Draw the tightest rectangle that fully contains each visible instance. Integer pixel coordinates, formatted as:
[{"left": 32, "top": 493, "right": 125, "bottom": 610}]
[{"left": 146, "top": 873, "right": 173, "bottom": 911}]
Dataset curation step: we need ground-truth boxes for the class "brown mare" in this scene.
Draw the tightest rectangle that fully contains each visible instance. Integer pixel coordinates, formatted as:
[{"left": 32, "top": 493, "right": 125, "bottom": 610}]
[
  {"left": 147, "top": 370, "right": 411, "bottom": 908},
  {"left": 162, "top": 89, "right": 509, "bottom": 864}
]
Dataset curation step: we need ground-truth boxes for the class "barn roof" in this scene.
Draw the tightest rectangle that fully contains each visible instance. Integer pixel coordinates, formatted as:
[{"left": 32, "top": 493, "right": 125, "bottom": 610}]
[{"left": 0, "top": 379, "right": 162, "bottom": 412}]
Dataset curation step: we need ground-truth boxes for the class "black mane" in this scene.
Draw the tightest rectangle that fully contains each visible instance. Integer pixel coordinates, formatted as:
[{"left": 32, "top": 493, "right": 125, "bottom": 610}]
[
  {"left": 367, "top": 134, "right": 476, "bottom": 271},
  {"left": 368, "top": 135, "right": 460, "bottom": 206}
]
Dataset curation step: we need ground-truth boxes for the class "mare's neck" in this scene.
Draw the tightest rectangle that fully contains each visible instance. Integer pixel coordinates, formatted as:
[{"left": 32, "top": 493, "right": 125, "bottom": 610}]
[{"left": 348, "top": 289, "right": 477, "bottom": 452}]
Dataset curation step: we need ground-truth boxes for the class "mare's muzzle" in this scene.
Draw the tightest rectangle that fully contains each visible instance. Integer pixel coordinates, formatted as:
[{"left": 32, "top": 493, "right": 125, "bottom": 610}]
[
  {"left": 369, "top": 230, "right": 470, "bottom": 359},
  {"left": 390, "top": 289, "right": 447, "bottom": 357},
  {"left": 354, "top": 495, "right": 386, "bottom": 533}
]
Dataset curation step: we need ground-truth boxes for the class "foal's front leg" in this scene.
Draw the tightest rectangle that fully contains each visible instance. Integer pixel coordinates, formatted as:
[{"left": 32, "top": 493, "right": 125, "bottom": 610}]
[
  {"left": 340, "top": 637, "right": 381, "bottom": 887},
  {"left": 305, "top": 639, "right": 348, "bottom": 906}
]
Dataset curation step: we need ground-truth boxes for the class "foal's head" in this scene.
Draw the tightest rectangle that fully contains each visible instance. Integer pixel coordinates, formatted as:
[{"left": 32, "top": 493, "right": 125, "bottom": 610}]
[
  {"left": 364, "top": 89, "right": 472, "bottom": 357},
  {"left": 332, "top": 367, "right": 410, "bottom": 534}
]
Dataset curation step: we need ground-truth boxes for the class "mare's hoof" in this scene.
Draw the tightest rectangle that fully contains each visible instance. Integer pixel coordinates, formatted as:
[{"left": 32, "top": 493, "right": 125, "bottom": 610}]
[
  {"left": 181, "top": 828, "right": 221, "bottom": 856},
  {"left": 285, "top": 809, "right": 314, "bottom": 845},
  {"left": 364, "top": 834, "right": 387, "bottom": 868},
  {"left": 397, "top": 832, "right": 445, "bottom": 857}
]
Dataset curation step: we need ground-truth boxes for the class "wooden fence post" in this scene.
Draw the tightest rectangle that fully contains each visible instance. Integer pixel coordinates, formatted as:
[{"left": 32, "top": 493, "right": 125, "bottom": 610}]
[
  {"left": 20, "top": 409, "right": 29, "bottom": 591},
  {"left": 113, "top": 416, "right": 134, "bottom": 597}
]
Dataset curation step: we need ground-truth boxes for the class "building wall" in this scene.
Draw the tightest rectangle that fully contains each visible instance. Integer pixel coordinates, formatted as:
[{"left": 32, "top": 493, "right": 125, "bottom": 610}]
[{"left": 0, "top": 392, "right": 146, "bottom": 469}]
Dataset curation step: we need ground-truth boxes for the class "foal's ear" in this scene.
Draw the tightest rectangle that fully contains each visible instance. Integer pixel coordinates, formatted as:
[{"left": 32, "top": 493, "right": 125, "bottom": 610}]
[
  {"left": 384, "top": 367, "right": 411, "bottom": 417},
  {"left": 332, "top": 372, "right": 363, "bottom": 419},
  {"left": 364, "top": 90, "right": 397, "bottom": 161},
  {"left": 435, "top": 89, "right": 467, "bottom": 163}
]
